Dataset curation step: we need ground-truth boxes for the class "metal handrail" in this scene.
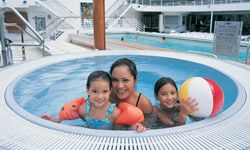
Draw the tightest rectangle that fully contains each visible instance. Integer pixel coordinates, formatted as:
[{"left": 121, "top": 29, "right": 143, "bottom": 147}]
[
  {"left": 0, "top": 6, "right": 46, "bottom": 58},
  {"left": 1, "top": 6, "right": 44, "bottom": 44},
  {"left": 4, "top": 23, "right": 49, "bottom": 50},
  {"left": 188, "top": 50, "right": 218, "bottom": 58},
  {"left": 4, "top": 23, "right": 41, "bottom": 43}
]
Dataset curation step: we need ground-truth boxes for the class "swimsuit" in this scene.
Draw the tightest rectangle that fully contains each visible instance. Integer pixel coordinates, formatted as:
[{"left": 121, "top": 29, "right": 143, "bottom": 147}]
[
  {"left": 85, "top": 101, "right": 116, "bottom": 129},
  {"left": 135, "top": 93, "right": 142, "bottom": 106}
]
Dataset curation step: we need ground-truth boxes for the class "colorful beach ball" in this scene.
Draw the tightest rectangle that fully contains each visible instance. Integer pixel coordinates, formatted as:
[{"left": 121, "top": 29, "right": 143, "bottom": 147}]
[{"left": 179, "top": 77, "right": 224, "bottom": 118}]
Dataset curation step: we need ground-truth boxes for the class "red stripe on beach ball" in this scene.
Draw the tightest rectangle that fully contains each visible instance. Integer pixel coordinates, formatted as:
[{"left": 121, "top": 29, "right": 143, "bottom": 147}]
[{"left": 204, "top": 78, "right": 224, "bottom": 116}]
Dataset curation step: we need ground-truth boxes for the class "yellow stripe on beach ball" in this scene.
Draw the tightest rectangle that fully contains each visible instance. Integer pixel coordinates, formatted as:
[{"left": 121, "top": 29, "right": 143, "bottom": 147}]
[
  {"left": 179, "top": 77, "right": 214, "bottom": 117},
  {"left": 179, "top": 77, "right": 192, "bottom": 101}
]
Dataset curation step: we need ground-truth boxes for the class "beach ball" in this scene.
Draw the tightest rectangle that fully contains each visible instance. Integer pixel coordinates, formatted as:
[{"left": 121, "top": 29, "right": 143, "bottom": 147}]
[{"left": 179, "top": 77, "right": 224, "bottom": 118}]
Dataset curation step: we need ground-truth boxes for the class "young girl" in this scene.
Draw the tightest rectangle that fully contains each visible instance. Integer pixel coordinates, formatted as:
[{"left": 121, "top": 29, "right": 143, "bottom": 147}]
[
  {"left": 42, "top": 70, "right": 146, "bottom": 132},
  {"left": 153, "top": 77, "right": 199, "bottom": 127}
]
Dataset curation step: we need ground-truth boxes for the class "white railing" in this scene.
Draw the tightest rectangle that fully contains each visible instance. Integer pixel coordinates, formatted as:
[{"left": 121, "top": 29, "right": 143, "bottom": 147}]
[
  {"left": 81, "top": 19, "right": 93, "bottom": 28},
  {"left": 107, "top": 18, "right": 145, "bottom": 32},
  {"left": 39, "top": 0, "right": 77, "bottom": 17},
  {"left": 45, "top": 17, "right": 74, "bottom": 39},
  {"left": 106, "top": 0, "right": 128, "bottom": 17},
  {"left": 133, "top": 0, "right": 250, "bottom": 6},
  {"left": 37, "top": 0, "right": 77, "bottom": 39},
  {"left": 108, "top": 5, "right": 133, "bottom": 29},
  {"left": 81, "top": 18, "right": 145, "bottom": 32}
]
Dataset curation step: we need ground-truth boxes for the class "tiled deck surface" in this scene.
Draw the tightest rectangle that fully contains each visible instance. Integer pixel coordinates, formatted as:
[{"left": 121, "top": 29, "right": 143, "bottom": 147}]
[{"left": 0, "top": 50, "right": 250, "bottom": 149}]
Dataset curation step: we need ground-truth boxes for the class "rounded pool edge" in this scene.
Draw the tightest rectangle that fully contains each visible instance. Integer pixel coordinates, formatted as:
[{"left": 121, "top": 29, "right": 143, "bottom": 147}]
[{"left": 3, "top": 50, "right": 249, "bottom": 137}]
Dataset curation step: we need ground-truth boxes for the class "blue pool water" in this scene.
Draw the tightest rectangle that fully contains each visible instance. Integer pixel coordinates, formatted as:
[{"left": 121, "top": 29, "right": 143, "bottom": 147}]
[
  {"left": 13, "top": 55, "right": 238, "bottom": 126},
  {"left": 107, "top": 33, "right": 249, "bottom": 62}
]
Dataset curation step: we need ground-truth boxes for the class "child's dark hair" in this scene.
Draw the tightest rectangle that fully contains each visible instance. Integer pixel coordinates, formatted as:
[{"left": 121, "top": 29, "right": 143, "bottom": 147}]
[
  {"left": 110, "top": 58, "right": 137, "bottom": 80},
  {"left": 154, "top": 77, "right": 178, "bottom": 95},
  {"left": 86, "top": 70, "right": 112, "bottom": 89}
]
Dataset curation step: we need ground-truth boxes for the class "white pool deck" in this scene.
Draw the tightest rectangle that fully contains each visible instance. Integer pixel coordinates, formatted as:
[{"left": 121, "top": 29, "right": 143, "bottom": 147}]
[{"left": 1, "top": 47, "right": 250, "bottom": 149}]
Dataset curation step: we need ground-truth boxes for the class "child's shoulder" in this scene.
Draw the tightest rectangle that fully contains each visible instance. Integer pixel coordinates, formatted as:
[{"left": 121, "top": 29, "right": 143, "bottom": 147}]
[
  {"left": 78, "top": 102, "right": 87, "bottom": 116},
  {"left": 109, "top": 105, "right": 120, "bottom": 122}
]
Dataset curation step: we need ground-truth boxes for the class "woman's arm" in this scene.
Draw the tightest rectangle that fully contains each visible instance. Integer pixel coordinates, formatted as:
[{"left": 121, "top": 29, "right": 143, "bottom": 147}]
[{"left": 137, "top": 94, "right": 153, "bottom": 115}]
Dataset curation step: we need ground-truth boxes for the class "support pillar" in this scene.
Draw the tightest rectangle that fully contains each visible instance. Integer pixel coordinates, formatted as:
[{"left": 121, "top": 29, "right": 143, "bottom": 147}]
[
  {"left": 159, "top": 13, "right": 164, "bottom": 33},
  {"left": 210, "top": 11, "right": 213, "bottom": 33},
  {"left": 93, "top": 0, "right": 106, "bottom": 50},
  {"left": 0, "top": 13, "right": 7, "bottom": 66}
]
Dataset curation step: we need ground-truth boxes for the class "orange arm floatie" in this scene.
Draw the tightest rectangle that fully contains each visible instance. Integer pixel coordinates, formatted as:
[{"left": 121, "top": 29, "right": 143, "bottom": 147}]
[
  {"left": 59, "top": 97, "right": 85, "bottom": 120},
  {"left": 114, "top": 102, "right": 144, "bottom": 125}
]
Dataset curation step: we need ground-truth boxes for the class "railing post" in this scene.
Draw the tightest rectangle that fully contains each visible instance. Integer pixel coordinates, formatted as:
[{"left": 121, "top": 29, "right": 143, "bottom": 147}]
[
  {"left": 21, "top": 31, "right": 26, "bottom": 61},
  {"left": 42, "top": 40, "right": 45, "bottom": 57},
  {"left": 245, "top": 37, "right": 250, "bottom": 64}
]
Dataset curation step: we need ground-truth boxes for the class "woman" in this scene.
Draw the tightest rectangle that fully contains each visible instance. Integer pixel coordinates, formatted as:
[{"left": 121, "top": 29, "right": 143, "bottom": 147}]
[{"left": 109, "top": 58, "right": 153, "bottom": 115}]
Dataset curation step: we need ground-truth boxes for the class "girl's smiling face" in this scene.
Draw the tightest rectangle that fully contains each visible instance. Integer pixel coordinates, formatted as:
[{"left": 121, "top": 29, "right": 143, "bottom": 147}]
[
  {"left": 87, "top": 79, "right": 111, "bottom": 107},
  {"left": 156, "top": 83, "right": 178, "bottom": 109}
]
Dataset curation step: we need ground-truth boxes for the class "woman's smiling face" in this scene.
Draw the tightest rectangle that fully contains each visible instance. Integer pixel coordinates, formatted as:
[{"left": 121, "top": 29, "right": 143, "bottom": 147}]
[{"left": 111, "top": 65, "right": 136, "bottom": 100}]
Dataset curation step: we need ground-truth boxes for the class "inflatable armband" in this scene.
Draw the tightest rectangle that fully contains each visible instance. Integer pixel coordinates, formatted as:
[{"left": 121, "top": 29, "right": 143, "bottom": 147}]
[
  {"left": 59, "top": 97, "right": 85, "bottom": 120},
  {"left": 115, "top": 102, "right": 144, "bottom": 125}
]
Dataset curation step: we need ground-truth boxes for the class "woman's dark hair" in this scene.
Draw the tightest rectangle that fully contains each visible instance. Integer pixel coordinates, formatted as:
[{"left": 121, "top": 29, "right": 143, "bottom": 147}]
[
  {"left": 154, "top": 77, "right": 178, "bottom": 95},
  {"left": 110, "top": 58, "right": 137, "bottom": 80},
  {"left": 86, "top": 70, "right": 112, "bottom": 89}
]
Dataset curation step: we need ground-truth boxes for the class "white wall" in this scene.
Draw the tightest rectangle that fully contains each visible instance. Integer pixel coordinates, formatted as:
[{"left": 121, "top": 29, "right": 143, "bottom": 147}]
[
  {"left": 0, "top": 0, "right": 36, "bottom": 7},
  {"left": 56, "top": 0, "right": 117, "bottom": 14},
  {"left": 124, "top": 7, "right": 142, "bottom": 21},
  {"left": 56, "top": 0, "right": 117, "bottom": 28},
  {"left": 57, "top": 0, "right": 82, "bottom": 16},
  {"left": 105, "top": 0, "right": 117, "bottom": 11}
]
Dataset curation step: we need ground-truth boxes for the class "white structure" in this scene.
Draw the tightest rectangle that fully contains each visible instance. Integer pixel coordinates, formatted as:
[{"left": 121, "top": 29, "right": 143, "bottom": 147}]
[{"left": 105, "top": 0, "right": 250, "bottom": 34}]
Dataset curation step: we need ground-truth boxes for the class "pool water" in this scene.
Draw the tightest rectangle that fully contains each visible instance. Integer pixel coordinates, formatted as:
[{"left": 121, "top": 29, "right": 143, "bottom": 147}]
[
  {"left": 13, "top": 55, "right": 238, "bottom": 127},
  {"left": 107, "top": 33, "right": 249, "bottom": 62}
]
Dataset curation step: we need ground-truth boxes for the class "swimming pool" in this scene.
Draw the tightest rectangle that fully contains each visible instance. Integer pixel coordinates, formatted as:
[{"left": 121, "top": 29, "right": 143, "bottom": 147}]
[
  {"left": 107, "top": 33, "right": 249, "bottom": 62},
  {"left": 11, "top": 55, "right": 237, "bottom": 127},
  {"left": 2, "top": 50, "right": 249, "bottom": 149}
]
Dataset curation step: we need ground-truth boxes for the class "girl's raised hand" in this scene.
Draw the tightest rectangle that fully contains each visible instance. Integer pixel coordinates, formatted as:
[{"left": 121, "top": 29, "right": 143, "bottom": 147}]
[{"left": 180, "top": 97, "right": 199, "bottom": 115}]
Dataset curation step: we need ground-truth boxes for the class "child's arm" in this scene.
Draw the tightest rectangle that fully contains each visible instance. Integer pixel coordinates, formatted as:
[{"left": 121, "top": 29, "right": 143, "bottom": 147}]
[
  {"left": 154, "top": 107, "right": 175, "bottom": 126},
  {"left": 178, "top": 97, "right": 199, "bottom": 124},
  {"left": 41, "top": 97, "right": 86, "bottom": 123},
  {"left": 78, "top": 104, "right": 86, "bottom": 121},
  {"left": 41, "top": 114, "right": 62, "bottom": 123}
]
